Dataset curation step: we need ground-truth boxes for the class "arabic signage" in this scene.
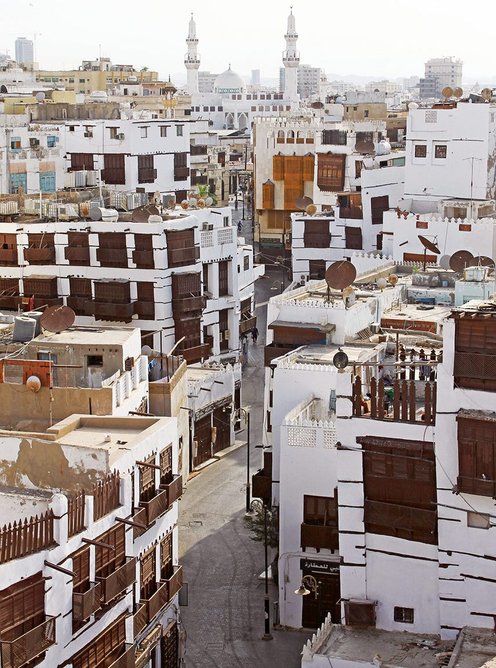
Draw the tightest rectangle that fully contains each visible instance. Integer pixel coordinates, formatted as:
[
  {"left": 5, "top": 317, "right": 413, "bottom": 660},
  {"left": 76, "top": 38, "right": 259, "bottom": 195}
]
[{"left": 300, "top": 558, "right": 340, "bottom": 574}]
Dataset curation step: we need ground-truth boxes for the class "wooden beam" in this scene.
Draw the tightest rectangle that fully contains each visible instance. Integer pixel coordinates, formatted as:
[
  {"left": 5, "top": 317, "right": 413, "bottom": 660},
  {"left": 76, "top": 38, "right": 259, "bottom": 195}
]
[
  {"left": 81, "top": 537, "right": 115, "bottom": 551},
  {"left": 136, "top": 460, "right": 161, "bottom": 470},
  {"left": 44, "top": 560, "right": 75, "bottom": 577},
  {"left": 115, "top": 516, "right": 147, "bottom": 530}
]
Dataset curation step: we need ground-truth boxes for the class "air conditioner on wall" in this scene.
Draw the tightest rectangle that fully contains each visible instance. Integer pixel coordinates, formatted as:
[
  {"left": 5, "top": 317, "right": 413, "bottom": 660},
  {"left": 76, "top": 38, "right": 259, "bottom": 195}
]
[{"left": 116, "top": 133, "right": 125, "bottom": 140}]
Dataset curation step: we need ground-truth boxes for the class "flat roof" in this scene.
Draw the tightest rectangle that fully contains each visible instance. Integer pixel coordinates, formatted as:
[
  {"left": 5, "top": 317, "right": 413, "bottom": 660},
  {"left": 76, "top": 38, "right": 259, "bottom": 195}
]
[
  {"left": 448, "top": 627, "right": 496, "bottom": 668},
  {"left": 280, "top": 342, "right": 383, "bottom": 367},
  {"left": 382, "top": 302, "right": 451, "bottom": 323},
  {"left": 314, "top": 625, "right": 454, "bottom": 667},
  {"left": 33, "top": 326, "right": 137, "bottom": 347}
]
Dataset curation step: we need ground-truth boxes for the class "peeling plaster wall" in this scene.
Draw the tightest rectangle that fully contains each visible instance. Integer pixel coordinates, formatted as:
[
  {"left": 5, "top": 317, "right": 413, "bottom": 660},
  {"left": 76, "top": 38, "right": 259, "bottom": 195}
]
[{"left": 0, "top": 491, "right": 51, "bottom": 523}]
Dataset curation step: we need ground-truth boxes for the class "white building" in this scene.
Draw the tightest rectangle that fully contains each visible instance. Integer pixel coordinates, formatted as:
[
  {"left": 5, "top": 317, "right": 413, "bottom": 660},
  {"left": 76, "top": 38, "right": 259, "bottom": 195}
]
[
  {"left": 0, "top": 412, "right": 184, "bottom": 667},
  {"left": 298, "top": 65, "right": 321, "bottom": 100},
  {"left": 282, "top": 9, "right": 300, "bottom": 105},
  {"left": 425, "top": 57, "right": 463, "bottom": 95},
  {"left": 15, "top": 36, "right": 34, "bottom": 66},
  {"left": 184, "top": 13, "right": 200, "bottom": 95}
]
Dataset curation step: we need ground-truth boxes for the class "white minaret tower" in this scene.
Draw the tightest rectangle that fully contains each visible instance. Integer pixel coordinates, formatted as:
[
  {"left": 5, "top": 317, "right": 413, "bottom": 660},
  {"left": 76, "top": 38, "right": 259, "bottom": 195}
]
[
  {"left": 184, "top": 13, "right": 200, "bottom": 95},
  {"left": 282, "top": 6, "right": 299, "bottom": 104}
]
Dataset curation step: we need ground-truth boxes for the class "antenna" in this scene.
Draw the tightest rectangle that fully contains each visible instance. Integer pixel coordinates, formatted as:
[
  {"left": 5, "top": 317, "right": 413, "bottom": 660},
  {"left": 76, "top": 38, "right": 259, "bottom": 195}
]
[
  {"left": 441, "top": 86, "right": 453, "bottom": 99},
  {"left": 449, "top": 250, "right": 474, "bottom": 273},
  {"left": 40, "top": 305, "right": 76, "bottom": 333},
  {"left": 418, "top": 234, "right": 440, "bottom": 271}
]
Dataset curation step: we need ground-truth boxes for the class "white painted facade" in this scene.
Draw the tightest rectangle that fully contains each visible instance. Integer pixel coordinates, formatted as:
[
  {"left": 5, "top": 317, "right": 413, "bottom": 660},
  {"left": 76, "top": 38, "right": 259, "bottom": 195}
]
[{"left": 0, "top": 413, "right": 183, "bottom": 667}]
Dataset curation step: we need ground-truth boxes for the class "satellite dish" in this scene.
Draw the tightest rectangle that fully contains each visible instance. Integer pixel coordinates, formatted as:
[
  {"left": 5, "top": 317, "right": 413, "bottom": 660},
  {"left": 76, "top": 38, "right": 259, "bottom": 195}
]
[
  {"left": 141, "top": 345, "right": 153, "bottom": 356},
  {"left": 181, "top": 200, "right": 189, "bottom": 209},
  {"left": 132, "top": 205, "right": 160, "bottom": 223},
  {"left": 418, "top": 235, "right": 440, "bottom": 255},
  {"left": 333, "top": 348, "right": 349, "bottom": 370},
  {"left": 325, "top": 260, "right": 357, "bottom": 290},
  {"left": 89, "top": 207, "right": 102, "bottom": 221},
  {"left": 453, "top": 87, "right": 463, "bottom": 98},
  {"left": 439, "top": 254, "right": 451, "bottom": 270},
  {"left": 477, "top": 255, "right": 495, "bottom": 268},
  {"left": 442, "top": 86, "right": 453, "bottom": 98},
  {"left": 163, "top": 194, "right": 176, "bottom": 210},
  {"left": 377, "top": 277, "right": 388, "bottom": 290},
  {"left": 305, "top": 204, "right": 317, "bottom": 216},
  {"left": 40, "top": 305, "right": 76, "bottom": 333},
  {"left": 35, "top": 91, "right": 46, "bottom": 103},
  {"left": 296, "top": 196, "right": 313, "bottom": 211},
  {"left": 449, "top": 250, "right": 474, "bottom": 273},
  {"left": 481, "top": 88, "right": 492, "bottom": 101},
  {"left": 388, "top": 274, "right": 398, "bottom": 286},
  {"left": 342, "top": 286, "right": 354, "bottom": 297}
]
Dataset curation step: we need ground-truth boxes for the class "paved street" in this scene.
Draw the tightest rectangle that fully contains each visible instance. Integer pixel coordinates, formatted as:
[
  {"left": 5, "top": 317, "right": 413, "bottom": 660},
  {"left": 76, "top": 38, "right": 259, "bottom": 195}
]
[{"left": 179, "top": 271, "right": 311, "bottom": 667}]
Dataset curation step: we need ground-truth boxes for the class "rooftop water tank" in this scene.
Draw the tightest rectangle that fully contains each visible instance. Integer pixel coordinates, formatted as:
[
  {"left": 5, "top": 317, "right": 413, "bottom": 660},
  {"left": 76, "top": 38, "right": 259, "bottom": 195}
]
[
  {"left": 13, "top": 316, "right": 37, "bottom": 342},
  {"left": 24, "top": 311, "right": 43, "bottom": 336}
]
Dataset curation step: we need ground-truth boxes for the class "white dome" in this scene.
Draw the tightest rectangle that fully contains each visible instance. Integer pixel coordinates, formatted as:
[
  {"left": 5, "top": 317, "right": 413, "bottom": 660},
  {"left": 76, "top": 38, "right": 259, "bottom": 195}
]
[{"left": 214, "top": 66, "right": 245, "bottom": 96}]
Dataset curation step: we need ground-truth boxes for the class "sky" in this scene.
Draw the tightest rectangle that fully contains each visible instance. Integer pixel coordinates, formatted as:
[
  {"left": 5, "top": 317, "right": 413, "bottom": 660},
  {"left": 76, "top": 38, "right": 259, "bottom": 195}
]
[{"left": 1, "top": 0, "right": 495, "bottom": 84}]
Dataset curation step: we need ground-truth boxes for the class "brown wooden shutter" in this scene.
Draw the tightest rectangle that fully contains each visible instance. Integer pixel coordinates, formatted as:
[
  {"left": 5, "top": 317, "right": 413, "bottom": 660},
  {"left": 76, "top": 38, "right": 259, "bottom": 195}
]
[
  {"left": 95, "top": 524, "right": 126, "bottom": 577},
  {"left": 72, "top": 545, "right": 90, "bottom": 591},
  {"left": 70, "top": 153, "right": 94, "bottom": 171},
  {"left": 160, "top": 446, "right": 173, "bottom": 484},
  {"left": 345, "top": 226, "right": 363, "bottom": 250},
  {"left": 160, "top": 534, "right": 173, "bottom": 578},
  {"left": 72, "top": 616, "right": 126, "bottom": 668},
  {"left": 262, "top": 180, "right": 275, "bottom": 209},
  {"left": 273, "top": 155, "right": 285, "bottom": 180},
  {"left": 102, "top": 153, "right": 125, "bottom": 185},
  {"left": 370, "top": 195, "right": 390, "bottom": 225},
  {"left": 317, "top": 153, "right": 346, "bottom": 191},
  {"left": 303, "top": 154, "right": 314, "bottom": 181},
  {"left": 0, "top": 573, "right": 45, "bottom": 635}
]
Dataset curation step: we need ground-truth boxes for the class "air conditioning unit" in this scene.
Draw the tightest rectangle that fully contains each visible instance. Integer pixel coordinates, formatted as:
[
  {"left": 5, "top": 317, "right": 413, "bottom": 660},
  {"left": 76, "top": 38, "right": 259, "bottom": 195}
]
[
  {"left": 202, "top": 222, "right": 214, "bottom": 231},
  {"left": 116, "top": 133, "right": 125, "bottom": 140},
  {"left": 84, "top": 132, "right": 92, "bottom": 138},
  {"left": 370, "top": 322, "right": 381, "bottom": 334}
]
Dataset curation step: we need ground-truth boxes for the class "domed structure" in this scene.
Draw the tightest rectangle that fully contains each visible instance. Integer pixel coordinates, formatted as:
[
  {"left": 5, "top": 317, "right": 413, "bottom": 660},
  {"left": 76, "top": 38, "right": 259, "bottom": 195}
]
[{"left": 214, "top": 66, "right": 246, "bottom": 96}]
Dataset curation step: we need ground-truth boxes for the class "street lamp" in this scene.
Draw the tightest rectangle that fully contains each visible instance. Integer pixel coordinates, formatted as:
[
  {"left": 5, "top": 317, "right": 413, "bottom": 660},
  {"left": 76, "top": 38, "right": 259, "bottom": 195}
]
[
  {"left": 232, "top": 407, "right": 251, "bottom": 512},
  {"left": 248, "top": 498, "right": 273, "bottom": 640},
  {"left": 295, "top": 575, "right": 319, "bottom": 598}
]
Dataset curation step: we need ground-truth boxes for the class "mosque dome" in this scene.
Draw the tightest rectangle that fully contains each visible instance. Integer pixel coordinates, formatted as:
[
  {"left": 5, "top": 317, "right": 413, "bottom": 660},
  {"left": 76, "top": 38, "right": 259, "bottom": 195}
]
[{"left": 213, "top": 66, "right": 246, "bottom": 96}]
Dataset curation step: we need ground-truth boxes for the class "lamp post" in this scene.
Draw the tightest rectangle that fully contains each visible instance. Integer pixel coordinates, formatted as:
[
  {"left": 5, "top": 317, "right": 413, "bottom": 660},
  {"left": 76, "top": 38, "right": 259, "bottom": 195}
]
[
  {"left": 233, "top": 407, "right": 251, "bottom": 512},
  {"left": 249, "top": 498, "right": 273, "bottom": 640}
]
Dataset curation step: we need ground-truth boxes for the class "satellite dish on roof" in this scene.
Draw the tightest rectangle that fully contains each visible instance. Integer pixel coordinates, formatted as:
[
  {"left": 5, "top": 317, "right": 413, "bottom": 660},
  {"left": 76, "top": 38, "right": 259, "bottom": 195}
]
[
  {"left": 449, "top": 250, "right": 474, "bottom": 273},
  {"left": 40, "top": 305, "right": 75, "bottom": 333},
  {"left": 377, "top": 277, "right": 387, "bottom": 290},
  {"left": 418, "top": 234, "right": 440, "bottom": 271},
  {"left": 453, "top": 87, "right": 463, "bottom": 98},
  {"left": 442, "top": 86, "right": 454, "bottom": 99},
  {"left": 481, "top": 88, "right": 492, "bottom": 101},
  {"left": 132, "top": 205, "right": 160, "bottom": 223},
  {"left": 388, "top": 273, "right": 398, "bottom": 286},
  {"left": 141, "top": 345, "right": 153, "bottom": 356},
  {"left": 342, "top": 285, "right": 354, "bottom": 298},
  {"left": 333, "top": 348, "right": 349, "bottom": 370},
  {"left": 325, "top": 260, "right": 357, "bottom": 290},
  {"left": 35, "top": 91, "right": 45, "bottom": 103},
  {"left": 296, "top": 196, "right": 313, "bottom": 211},
  {"left": 163, "top": 194, "right": 176, "bottom": 210},
  {"left": 305, "top": 204, "right": 317, "bottom": 216},
  {"left": 439, "top": 254, "right": 451, "bottom": 270},
  {"left": 476, "top": 255, "right": 495, "bottom": 268}
]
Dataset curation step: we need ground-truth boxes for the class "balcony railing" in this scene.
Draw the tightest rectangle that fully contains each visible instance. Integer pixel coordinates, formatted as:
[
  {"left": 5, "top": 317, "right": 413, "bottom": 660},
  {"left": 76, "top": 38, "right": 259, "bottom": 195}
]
[
  {"left": 140, "top": 489, "right": 168, "bottom": 525},
  {"left": 352, "top": 376, "right": 436, "bottom": 425},
  {"left": 142, "top": 582, "right": 169, "bottom": 623},
  {"left": 240, "top": 316, "right": 257, "bottom": 335},
  {"left": 23, "top": 247, "right": 55, "bottom": 264},
  {"left": 96, "top": 248, "right": 128, "bottom": 266},
  {"left": 160, "top": 474, "right": 183, "bottom": 507},
  {"left": 168, "top": 246, "right": 200, "bottom": 268},
  {"left": 0, "top": 248, "right": 18, "bottom": 265},
  {"left": 339, "top": 207, "right": 363, "bottom": 220},
  {"left": 66, "top": 295, "right": 91, "bottom": 315},
  {"left": 133, "top": 603, "right": 148, "bottom": 638},
  {"left": 180, "top": 343, "right": 211, "bottom": 364},
  {"left": 163, "top": 565, "right": 183, "bottom": 601},
  {"left": 107, "top": 645, "right": 136, "bottom": 668},
  {"left": 97, "top": 557, "right": 136, "bottom": 604},
  {"left": 73, "top": 582, "right": 102, "bottom": 621},
  {"left": 65, "top": 246, "right": 90, "bottom": 264},
  {"left": 252, "top": 469, "right": 272, "bottom": 502},
  {"left": 364, "top": 499, "right": 437, "bottom": 544},
  {"left": 457, "top": 475, "right": 496, "bottom": 498},
  {"left": 86, "top": 300, "right": 136, "bottom": 322},
  {"left": 172, "top": 295, "right": 206, "bottom": 313},
  {"left": 300, "top": 523, "right": 339, "bottom": 551},
  {"left": 0, "top": 616, "right": 56, "bottom": 668},
  {"left": 132, "top": 507, "right": 147, "bottom": 539}
]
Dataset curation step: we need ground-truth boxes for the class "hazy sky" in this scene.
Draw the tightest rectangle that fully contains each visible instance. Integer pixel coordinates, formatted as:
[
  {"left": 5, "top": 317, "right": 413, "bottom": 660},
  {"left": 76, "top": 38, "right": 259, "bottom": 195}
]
[{"left": 1, "top": 0, "right": 495, "bottom": 83}]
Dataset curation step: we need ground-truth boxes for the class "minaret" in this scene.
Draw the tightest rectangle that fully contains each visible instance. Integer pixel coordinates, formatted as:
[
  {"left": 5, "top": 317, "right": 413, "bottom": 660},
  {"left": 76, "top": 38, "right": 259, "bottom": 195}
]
[
  {"left": 282, "top": 6, "right": 299, "bottom": 104},
  {"left": 184, "top": 13, "right": 200, "bottom": 95}
]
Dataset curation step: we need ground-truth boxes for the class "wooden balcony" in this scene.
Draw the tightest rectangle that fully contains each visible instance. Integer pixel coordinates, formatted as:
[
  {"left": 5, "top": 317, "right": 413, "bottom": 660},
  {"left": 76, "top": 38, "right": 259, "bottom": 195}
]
[
  {"left": 142, "top": 582, "right": 169, "bottom": 623},
  {"left": 352, "top": 376, "right": 436, "bottom": 425},
  {"left": 0, "top": 616, "right": 56, "bottom": 668},
  {"left": 132, "top": 249, "right": 155, "bottom": 268},
  {"left": 303, "top": 234, "right": 331, "bottom": 248},
  {"left": 140, "top": 488, "right": 168, "bottom": 525},
  {"left": 174, "top": 166, "right": 190, "bottom": 181},
  {"left": 97, "top": 557, "right": 136, "bottom": 604},
  {"left": 168, "top": 246, "right": 200, "bottom": 268},
  {"left": 301, "top": 523, "right": 339, "bottom": 551},
  {"left": 364, "top": 499, "right": 437, "bottom": 544},
  {"left": 23, "top": 247, "right": 55, "bottom": 264},
  {"left": 457, "top": 475, "right": 496, "bottom": 498},
  {"left": 67, "top": 296, "right": 91, "bottom": 315},
  {"left": 132, "top": 507, "right": 147, "bottom": 539},
  {"left": 160, "top": 474, "right": 183, "bottom": 507},
  {"left": 107, "top": 645, "right": 136, "bottom": 668},
  {"left": 181, "top": 343, "right": 211, "bottom": 364},
  {"left": 135, "top": 301, "right": 155, "bottom": 319},
  {"left": 172, "top": 295, "right": 206, "bottom": 313},
  {"left": 240, "top": 315, "right": 257, "bottom": 335},
  {"left": 0, "top": 248, "right": 18, "bottom": 265},
  {"left": 133, "top": 603, "right": 148, "bottom": 638},
  {"left": 65, "top": 246, "right": 90, "bottom": 264},
  {"left": 252, "top": 469, "right": 272, "bottom": 503},
  {"left": 73, "top": 582, "right": 102, "bottom": 621},
  {"left": 87, "top": 300, "right": 136, "bottom": 322},
  {"left": 163, "top": 565, "right": 183, "bottom": 601},
  {"left": 96, "top": 248, "right": 128, "bottom": 266},
  {"left": 0, "top": 296, "right": 20, "bottom": 310},
  {"left": 339, "top": 207, "right": 363, "bottom": 220}
]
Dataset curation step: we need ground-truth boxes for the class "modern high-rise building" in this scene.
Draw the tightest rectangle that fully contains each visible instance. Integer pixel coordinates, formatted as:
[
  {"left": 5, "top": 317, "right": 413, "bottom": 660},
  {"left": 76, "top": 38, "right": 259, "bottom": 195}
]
[
  {"left": 422, "top": 56, "right": 463, "bottom": 97},
  {"left": 297, "top": 64, "right": 321, "bottom": 99},
  {"left": 15, "top": 36, "right": 34, "bottom": 65},
  {"left": 251, "top": 69, "right": 261, "bottom": 86}
]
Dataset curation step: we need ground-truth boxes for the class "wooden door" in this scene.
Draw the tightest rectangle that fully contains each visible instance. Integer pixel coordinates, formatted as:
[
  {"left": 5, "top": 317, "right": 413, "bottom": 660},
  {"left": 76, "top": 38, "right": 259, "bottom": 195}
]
[
  {"left": 213, "top": 406, "right": 231, "bottom": 454},
  {"left": 301, "top": 570, "right": 340, "bottom": 629},
  {"left": 193, "top": 415, "right": 212, "bottom": 467}
]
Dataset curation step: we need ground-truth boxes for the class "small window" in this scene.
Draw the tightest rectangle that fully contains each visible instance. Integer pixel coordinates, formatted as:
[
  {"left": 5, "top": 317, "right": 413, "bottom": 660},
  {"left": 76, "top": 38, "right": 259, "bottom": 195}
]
[
  {"left": 244, "top": 255, "right": 249, "bottom": 271},
  {"left": 414, "top": 144, "right": 427, "bottom": 158},
  {"left": 394, "top": 607, "right": 414, "bottom": 624},
  {"left": 223, "top": 216, "right": 229, "bottom": 227},
  {"left": 364, "top": 109, "right": 369, "bottom": 118},
  {"left": 176, "top": 125, "right": 184, "bottom": 137},
  {"left": 467, "top": 511, "right": 490, "bottom": 529},
  {"left": 10, "top": 137, "right": 21, "bottom": 150},
  {"left": 160, "top": 126, "right": 168, "bottom": 137},
  {"left": 434, "top": 144, "right": 447, "bottom": 159},
  {"left": 83, "top": 126, "right": 93, "bottom": 138},
  {"left": 140, "top": 127, "right": 148, "bottom": 138},
  {"left": 87, "top": 355, "right": 103, "bottom": 367},
  {"left": 109, "top": 127, "right": 118, "bottom": 139}
]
